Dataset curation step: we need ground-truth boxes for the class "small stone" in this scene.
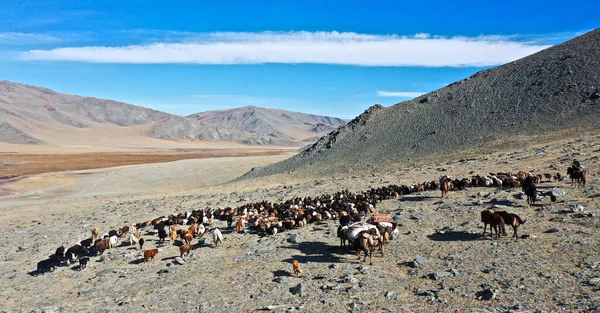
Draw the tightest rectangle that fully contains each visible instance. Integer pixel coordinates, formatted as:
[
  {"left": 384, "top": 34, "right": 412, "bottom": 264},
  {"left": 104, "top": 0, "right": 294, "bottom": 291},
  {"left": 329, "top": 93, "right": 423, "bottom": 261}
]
[
  {"left": 385, "top": 291, "right": 398, "bottom": 299},
  {"left": 174, "top": 257, "right": 185, "bottom": 265},
  {"left": 287, "top": 234, "right": 301, "bottom": 244},
  {"left": 341, "top": 274, "right": 358, "bottom": 284},
  {"left": 157, "top": 269, "right": 170, "bottom": 274},
  {"left": 545, "top": 228, "right": 560, "bottom": 233},
  {"left": 414, "top": 256, "right": 427, "bottom": 266},
  {"left": 589, "top": 277, "right": 600, "bottom": 285}
]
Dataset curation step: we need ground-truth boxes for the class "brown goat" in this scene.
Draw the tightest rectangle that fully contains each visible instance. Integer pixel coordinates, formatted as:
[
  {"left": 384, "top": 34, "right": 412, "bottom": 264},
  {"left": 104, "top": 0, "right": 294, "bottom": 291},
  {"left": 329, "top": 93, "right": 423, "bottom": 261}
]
[
  {"left": 179, "top": 243, "right": 191, "bottom": 258},
  {"left": 144, "top": 248, "right": 159, "bottom": 263}
]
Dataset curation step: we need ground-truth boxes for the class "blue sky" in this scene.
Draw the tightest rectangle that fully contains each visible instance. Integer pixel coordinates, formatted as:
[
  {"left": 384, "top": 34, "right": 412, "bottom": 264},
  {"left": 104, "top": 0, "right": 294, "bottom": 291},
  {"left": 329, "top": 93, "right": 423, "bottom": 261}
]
[{"left": 0, "top": 1, "right": 598, "bottom": 119}]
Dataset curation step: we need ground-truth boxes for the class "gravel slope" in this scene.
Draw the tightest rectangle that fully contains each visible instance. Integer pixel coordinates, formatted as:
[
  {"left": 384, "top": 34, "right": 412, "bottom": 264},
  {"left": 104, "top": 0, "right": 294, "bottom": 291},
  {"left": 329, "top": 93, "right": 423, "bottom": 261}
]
[{"left": 0, "top": 133, "right": 598, "bottom": 312}]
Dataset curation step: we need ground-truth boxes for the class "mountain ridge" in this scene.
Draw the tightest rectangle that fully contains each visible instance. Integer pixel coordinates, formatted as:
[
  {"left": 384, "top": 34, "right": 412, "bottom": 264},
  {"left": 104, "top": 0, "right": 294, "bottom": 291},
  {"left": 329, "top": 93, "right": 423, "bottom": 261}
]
[{"left": 0, "top": 81, "right": 346, "bottom": 147}]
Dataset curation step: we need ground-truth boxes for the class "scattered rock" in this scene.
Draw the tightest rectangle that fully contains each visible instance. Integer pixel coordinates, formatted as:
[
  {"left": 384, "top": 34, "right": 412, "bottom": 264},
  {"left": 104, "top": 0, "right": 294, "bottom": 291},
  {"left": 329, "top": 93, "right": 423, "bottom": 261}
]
[
  {"left": 589, "top": 278, "right": 600, "bottom": 285},
  {"left": 545, "top": 228, "right": 560, "bottom": 233},
  {"left": 570, "top": 204, "right": 585, "bottom": 212},
  {"left": 341, "top": 274, "right": 358, "bottom": 284},
  {"left": 552, "top": 187, "right": 566, "bottom": 197},
  {"left": 428, "top": 271, "right": 454, "bottom": 280},
  {"left": 385, "top": 291, "right": 398, "bottom": 300},
  {"left": 476, "top": 288, "right": 497, "bottom": 300},
  {"left": 413, "top": 255, "right": 427, "bottom": 268},
  {"left": 287, "top": 233, "right": 301, "bottom": 244},
  {"left": 173, "top": 257, "right": 185, "bottom": 265}
]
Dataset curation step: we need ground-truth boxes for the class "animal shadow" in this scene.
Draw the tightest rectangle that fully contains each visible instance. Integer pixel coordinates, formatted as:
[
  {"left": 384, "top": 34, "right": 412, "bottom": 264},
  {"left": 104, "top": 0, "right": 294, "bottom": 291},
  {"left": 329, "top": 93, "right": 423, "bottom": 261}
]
[
  {"left": 399, "top": 196, "right": 436, "bottom": 202},
  {"left": 129, "top": 258, "right": 145, "bottom": 265},
  {"left": 427, "top": 231, "right": 482, "bottom": 242},
  {"left": 272, "top": 269, "right": 291, "bottom": 277},
  {"left": 281, "top": 241, "right": 343, "bottom": 264}
]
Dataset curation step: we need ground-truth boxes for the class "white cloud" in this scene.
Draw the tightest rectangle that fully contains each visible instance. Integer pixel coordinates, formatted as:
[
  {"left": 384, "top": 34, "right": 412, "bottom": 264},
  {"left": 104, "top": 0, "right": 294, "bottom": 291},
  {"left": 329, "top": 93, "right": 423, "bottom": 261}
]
[
  {"left": 377, "top": 91, "right": 426, "bottom": 98},
  {"left": 0, "top": 32, "right": 65, "bottom": 45},
  {"left": 20, "top": 31, "right": 555, "bottom": 67}
]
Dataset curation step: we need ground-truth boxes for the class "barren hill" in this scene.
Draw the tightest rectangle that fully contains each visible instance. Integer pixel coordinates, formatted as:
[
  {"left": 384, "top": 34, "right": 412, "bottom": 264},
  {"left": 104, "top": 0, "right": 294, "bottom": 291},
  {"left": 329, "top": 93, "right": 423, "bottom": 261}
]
[
  {"left": 0, "top": 81, "right": 345, "bottom": 147},
  {"left": 187, "top": 106, "right": 346, "bottom": 145},
  {"left": 241, "top": 28, "right": 600, "bottom": 178}
]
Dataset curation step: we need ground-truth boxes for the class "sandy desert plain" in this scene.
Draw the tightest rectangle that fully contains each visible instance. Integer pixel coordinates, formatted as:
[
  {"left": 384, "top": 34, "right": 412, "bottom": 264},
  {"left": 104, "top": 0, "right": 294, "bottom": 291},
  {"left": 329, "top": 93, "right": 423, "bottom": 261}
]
[{"left": 0, "top": 132, "right": 599, "bottom": 313}]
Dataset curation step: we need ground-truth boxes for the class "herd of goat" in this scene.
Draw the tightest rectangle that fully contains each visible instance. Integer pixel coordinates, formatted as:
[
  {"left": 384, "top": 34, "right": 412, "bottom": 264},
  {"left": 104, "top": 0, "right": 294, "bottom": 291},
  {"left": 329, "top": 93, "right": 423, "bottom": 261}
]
[{"left": 35, "top": 166, "right": 588, "bottom": 274}]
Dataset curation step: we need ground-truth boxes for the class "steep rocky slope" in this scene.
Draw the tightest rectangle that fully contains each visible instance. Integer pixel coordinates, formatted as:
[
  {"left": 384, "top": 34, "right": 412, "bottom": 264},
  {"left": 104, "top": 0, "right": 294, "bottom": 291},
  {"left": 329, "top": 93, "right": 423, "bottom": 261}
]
[{"left": 241, "top": 28, "right": 600, "bottom": 178}]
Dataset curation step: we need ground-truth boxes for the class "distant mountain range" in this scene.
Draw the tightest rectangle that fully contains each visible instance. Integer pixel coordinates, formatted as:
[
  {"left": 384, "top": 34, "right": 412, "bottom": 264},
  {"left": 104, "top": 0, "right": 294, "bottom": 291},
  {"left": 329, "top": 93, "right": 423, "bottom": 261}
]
[
  {"left": 0, "top": 81, "right": 346, "bottom": 147},
  {"left": 241, "top": 28, "right": 600, "bottom": 178}
]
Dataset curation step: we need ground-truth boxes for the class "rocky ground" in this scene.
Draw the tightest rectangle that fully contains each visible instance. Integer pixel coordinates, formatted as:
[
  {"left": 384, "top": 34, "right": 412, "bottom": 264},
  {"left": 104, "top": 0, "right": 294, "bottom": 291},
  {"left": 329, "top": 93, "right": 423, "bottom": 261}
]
[{"left": 0, "top": 134, "right": 599, "bottom": 313}]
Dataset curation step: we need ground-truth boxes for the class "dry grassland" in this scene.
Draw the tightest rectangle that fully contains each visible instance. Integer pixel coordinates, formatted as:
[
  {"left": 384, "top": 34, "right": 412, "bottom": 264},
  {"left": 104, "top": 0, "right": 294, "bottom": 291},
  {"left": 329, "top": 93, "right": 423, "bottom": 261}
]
[{"left": 0, "top": 149, "right": 293, "bottom": 178}]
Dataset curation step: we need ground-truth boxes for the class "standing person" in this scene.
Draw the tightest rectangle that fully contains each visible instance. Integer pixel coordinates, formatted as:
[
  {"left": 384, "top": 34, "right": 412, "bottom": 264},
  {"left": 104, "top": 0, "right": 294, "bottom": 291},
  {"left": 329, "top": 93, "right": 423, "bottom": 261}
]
[{"left": 339, "top": 211, "right": 350, "bottom": 227}]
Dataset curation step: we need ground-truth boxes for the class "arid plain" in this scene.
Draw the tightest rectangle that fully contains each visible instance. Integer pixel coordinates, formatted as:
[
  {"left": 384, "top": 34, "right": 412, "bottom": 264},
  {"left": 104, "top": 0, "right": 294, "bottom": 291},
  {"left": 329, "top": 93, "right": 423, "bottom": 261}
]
[{"left": 0, "top": 131, "right": 599, "bottom": 313}]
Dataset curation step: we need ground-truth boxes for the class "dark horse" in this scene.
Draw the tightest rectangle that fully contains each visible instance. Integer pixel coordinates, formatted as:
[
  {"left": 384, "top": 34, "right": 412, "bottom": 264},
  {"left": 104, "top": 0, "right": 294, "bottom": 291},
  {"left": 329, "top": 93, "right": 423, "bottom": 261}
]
[
  {"left": 522, "top": 175, "right": 537, "bottom": 205},
  {"left": 567, "top": 167, "right": 586, "bottom": 187},
  {"left": 496, "top": 211, "right": 526, "bottom": 239},
  {"left": 481, "top": 209, "right": 505, "bottom": 237}
]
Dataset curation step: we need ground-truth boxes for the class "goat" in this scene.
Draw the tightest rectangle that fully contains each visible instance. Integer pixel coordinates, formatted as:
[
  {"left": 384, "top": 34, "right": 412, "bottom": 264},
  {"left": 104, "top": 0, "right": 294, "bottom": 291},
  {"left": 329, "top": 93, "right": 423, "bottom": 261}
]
[
  {"left": 130, "top": 232, "right": 142, "bottom": 247},
  {"left": 496, "top": 211, "right": 525, "bottom": 239},
  {"left": 481, "top": 209, "right": 505, "bottom": 237},
  {"left": 180, "top": 243, "right": 191, "bottom": 258},
  {"left": 169, "top": 229, "right": 177, "bottom": 244},
  {"left": 36, "top": 258, "right": 61, "bottom": 275},
  {"left": 109, "top": 235, "right": 119, "bottom": 248},
  {"left": 139, "top": 238, "right": 145, "bottom": 250},
  {"left": 91, "top": 227, "right": 99, "bottom": 241},
  {"left": 78, "top": 257, "right": 90, "bottom": 270},
  {"left": 50, "top": 246, "right": 66, "bottom": 263},
  {"left": 144, "top": 248, "right": 159, "bottom": 263},
  {"left": 158, "top": 228, "right": 168, "bottom": 242},
  {"left": 79, "top": 238, "right": 93, "bottom": 249},
  {"left": 235, "top": 218, "right": 244, "bottom": 233},
  {"left": 197, "top": 224, "right": 206, "bottom": 238},
  {"left": 65, "top": 244, "right": 85, "bottom": 263},
  {"left": 119, "top": 225, "right": 130, "bottom": 238},
  {"left": 212, "top": 228, "right": 223, "bottom": 247},
  {"left": 95, "top": 238, "right": 110, "bottom": 255},
  {"left": 292, "top": 260, "right": 302, "bottom": 276}
]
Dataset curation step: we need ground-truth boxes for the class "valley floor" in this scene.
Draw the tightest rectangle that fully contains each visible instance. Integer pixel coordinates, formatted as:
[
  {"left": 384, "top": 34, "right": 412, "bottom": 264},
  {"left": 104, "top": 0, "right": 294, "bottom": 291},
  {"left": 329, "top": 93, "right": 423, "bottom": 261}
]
[{"left": 0, "top": 135, "right": 599, "bottom": 312}]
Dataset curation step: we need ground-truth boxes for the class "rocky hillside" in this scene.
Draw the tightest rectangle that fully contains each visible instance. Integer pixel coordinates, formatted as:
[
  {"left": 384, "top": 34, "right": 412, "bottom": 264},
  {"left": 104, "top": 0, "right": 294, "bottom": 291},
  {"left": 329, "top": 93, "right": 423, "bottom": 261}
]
[
  {"left": 0, "top": 81, "right": 345, "bottom": 146},
  {"left": 241, "top": 28, "right": 600, "bottom": 178},
  {"left": 186, "top": 106, "right": 346, "bottom": 145}
]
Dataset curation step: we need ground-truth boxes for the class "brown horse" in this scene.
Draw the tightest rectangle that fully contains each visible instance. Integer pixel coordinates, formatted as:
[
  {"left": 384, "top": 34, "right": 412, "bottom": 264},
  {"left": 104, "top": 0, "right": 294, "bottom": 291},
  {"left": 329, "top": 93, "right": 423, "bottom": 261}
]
[
  {"left": 481, "top": 209, "right": 505, "bottom": 237},
  {"left": 440, "top": 176, "right": 452, "bottom": 198},
  {"left": 354, "top": 229, "right": 377, "bottom": 265},
  {"left": 496, "top": 211, "right": 525, "bottom": 239},
  {"left": 567, "top": 167, "right": 586, "bottom": 187}
]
